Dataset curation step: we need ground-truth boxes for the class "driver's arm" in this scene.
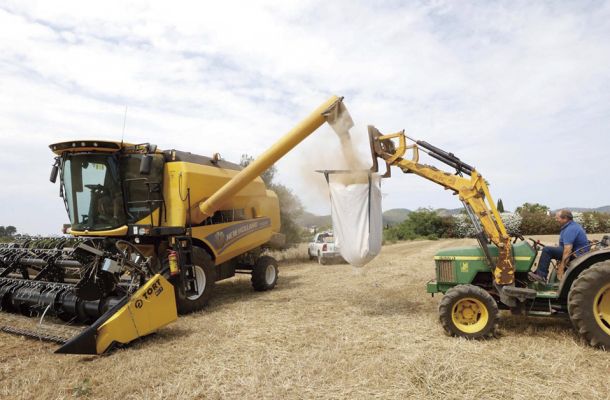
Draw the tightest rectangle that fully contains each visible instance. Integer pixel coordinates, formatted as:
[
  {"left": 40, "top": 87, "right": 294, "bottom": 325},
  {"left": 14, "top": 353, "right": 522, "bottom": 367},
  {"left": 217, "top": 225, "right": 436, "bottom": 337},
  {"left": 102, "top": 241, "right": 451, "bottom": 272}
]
[{"left": 558, "top": 244, "right": 573, "bottom": 279}]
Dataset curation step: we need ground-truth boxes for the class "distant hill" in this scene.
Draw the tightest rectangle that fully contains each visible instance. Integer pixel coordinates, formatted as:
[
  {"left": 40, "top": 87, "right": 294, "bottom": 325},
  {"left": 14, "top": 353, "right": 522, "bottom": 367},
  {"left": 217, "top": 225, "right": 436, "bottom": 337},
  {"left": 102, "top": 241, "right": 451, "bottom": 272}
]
[
  {"left": 297, "top": 208, "right": 412, "bottom": 228},
  {"left": 297, "top": 205, "right": 610, "bottom": 230},
  {"left": 382, "top": 208, "right": 411, "bottom": 226},
  {"left": 438, "top": 206, "right": 610, "bottom": 215},
  {"left": 436, "top": 208, "right": 464, "bottom": 216},
  {"left": 557, "top": 206, "right": 610, "bottom": 213},
  {"left": 296, "top": 211, "right": 331, "bottom": 228}
]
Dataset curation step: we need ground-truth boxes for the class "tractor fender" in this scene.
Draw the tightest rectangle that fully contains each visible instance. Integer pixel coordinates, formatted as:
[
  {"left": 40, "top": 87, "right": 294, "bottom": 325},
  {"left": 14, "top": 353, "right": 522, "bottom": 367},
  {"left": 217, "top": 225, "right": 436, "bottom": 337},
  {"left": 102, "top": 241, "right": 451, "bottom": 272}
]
[{"left": 558, "top": 248, "right": 610, "bottom": 299}]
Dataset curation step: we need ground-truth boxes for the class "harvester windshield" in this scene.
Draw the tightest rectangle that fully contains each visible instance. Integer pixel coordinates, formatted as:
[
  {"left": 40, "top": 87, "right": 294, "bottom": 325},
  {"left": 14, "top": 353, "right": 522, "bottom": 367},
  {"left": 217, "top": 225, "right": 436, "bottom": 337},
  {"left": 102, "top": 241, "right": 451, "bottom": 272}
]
[{"left": 62, "top": 154, "right": 126, "bottom": 231}]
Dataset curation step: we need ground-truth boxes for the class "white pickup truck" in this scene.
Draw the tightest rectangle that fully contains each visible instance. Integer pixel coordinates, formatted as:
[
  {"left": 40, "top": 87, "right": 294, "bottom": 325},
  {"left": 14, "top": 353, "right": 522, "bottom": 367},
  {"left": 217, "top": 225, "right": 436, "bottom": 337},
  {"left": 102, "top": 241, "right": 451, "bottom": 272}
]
[{"left": 308, "top": 231, "right": 341, "bottom": 265}]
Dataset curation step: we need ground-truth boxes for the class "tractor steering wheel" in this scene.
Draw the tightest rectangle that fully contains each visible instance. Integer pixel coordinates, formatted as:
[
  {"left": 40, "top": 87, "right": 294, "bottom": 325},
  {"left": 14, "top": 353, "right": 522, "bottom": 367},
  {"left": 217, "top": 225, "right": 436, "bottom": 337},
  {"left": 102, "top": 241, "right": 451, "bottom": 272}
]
[
  {"left": 512, "top": 234, "right": 525, "bottom": 244},
  {"left": 528, "top": 237, "right": 545, "bottom": 250}
]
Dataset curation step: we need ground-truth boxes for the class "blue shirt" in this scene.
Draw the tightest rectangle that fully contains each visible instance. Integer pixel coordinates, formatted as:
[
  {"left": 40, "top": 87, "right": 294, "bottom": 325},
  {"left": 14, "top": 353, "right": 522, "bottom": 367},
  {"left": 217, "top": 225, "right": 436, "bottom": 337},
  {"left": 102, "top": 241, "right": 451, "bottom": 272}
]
[{"left": 559, "top": 220, "right": 589, "bottom": 255}]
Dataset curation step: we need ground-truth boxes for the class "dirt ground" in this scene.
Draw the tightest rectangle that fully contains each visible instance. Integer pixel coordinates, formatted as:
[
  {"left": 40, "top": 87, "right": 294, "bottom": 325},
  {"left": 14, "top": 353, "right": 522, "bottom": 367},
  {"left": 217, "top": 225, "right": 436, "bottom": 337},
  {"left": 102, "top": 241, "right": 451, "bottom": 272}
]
[{"left": 1, "top": 236, "right": 610, "bottom": 400}]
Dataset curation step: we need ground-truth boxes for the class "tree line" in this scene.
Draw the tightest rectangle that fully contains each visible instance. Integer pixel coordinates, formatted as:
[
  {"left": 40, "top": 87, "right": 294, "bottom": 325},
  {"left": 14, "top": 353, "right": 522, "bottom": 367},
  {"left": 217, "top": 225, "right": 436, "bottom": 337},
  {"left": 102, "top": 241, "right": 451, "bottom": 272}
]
[
  {"left": 0, "top": 226, "right": 17, "bottom": 238},
  {"left": 384, "top": 201, "right": 610, "bottom": 242}
]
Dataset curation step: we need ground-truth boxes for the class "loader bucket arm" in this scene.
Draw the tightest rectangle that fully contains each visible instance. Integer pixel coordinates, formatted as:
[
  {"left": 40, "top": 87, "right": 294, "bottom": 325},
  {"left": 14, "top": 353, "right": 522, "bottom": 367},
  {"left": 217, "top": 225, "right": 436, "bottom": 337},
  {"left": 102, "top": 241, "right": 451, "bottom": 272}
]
[{"left": 368, "top": 125, "right": 515, "bottom": 286}]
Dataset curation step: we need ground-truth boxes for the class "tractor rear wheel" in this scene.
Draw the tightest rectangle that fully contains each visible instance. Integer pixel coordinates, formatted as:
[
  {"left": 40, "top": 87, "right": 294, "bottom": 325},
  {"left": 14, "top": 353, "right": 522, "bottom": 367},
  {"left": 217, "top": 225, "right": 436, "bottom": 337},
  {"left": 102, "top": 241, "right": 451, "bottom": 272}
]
[
  {"left": 568, "top": 261, "right": 610, "bottom": 349},
  {"left": 251, "top": 256, "right": 278, "bottom": 291},
  {"left": 439, "top": 284, "right": 498, "bottom": 339},
  {"left": 174, "top": 247, "right": 216, "bottom": 314}
]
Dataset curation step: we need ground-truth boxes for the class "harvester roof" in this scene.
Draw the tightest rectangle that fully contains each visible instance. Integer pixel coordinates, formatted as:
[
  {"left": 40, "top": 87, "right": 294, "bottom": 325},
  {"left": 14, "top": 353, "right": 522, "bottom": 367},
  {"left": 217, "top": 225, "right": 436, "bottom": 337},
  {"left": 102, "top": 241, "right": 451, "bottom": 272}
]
[{"left": 49, "top": 140, "right": 134, "bottom": 155}]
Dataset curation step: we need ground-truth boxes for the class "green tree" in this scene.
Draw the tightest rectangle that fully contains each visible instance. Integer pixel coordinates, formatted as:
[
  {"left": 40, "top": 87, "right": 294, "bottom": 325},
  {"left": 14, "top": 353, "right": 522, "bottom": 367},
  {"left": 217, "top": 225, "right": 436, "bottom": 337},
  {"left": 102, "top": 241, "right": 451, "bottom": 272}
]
[
  {"left": 515, "top": 202, "right": 550, "bottom": 215},
  {"left": 496, "top": 198, "right": 505, "bottom": 213},
  {"left": 240, "top": 155, "right": 304, "bottom": 247},
  {"left": 0, "top": 226, "right": 5, "bottom": 237},
  {"left": 240, "top": 154, "right": 276, "bottom": 186},
  {"left": 515, "top": 202, "right": 556, "bottom": 234},
  {"left": 384, "top": 208, "right": 454, "bottom": 241},
  {"left": 4, "top": 226, "right": 16, "bottom": 237},
  {"left": 580, "top": 212, "right": 610, "bottom": 233}
]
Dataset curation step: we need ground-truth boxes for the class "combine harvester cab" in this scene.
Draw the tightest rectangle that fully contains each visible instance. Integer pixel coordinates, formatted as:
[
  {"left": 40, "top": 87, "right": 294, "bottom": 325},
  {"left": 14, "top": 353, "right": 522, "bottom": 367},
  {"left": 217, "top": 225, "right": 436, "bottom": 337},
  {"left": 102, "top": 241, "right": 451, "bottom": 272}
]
[{"left": 0, "top": 96, "right": 353, "bottom": 354}]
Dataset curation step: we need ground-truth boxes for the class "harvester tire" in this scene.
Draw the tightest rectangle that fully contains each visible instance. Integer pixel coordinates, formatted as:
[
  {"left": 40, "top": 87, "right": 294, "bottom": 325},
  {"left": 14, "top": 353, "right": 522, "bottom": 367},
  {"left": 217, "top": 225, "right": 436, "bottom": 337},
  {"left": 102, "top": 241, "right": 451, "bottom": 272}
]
[
  {"left": 175, "top": 247, "right": 216, "bottom": 314},
  {"left": 252, "top": 256, "right": 278, "bottom": 291},
  {"left": 568, "top": 261, "right": 610, "bottom": 349},
  {"left": 439, "top": 284, "right": 498, "bottom": 339}
]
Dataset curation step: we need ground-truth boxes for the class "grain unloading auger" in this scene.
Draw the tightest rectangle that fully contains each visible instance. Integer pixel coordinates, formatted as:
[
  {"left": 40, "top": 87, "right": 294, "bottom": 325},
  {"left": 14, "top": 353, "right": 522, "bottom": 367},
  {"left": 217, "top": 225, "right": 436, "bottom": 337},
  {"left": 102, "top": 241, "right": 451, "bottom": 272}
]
[{"left": 0, "top": 95, "right": 353, "bottom": 354}]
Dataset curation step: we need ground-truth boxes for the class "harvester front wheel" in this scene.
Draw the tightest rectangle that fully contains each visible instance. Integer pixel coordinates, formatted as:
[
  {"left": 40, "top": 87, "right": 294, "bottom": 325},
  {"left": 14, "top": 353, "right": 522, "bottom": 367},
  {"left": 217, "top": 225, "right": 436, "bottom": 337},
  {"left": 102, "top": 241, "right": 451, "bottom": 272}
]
[
  {"left": 568, "top": 261, "right": 610, "bottom": 349},
  {"left": 439, "top": 284, "right": 498, "bottom": 339},
  {"left": 175, "top": 247, "right": 216, "bottom": 314},
  {"left": 252, "top": 256, "right": 278, "bottom": 291}
]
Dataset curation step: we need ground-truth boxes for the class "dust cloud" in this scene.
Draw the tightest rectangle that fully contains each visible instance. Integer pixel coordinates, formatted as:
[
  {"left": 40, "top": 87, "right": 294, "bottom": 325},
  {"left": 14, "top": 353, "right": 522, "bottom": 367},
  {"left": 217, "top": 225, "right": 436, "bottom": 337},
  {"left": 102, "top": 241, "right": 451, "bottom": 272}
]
[
  {"left": 296, "top": 123, "right": 371, "bottom": 204},
  {"left": 334, "top": 132, "right": 370, "bottom": 185}
]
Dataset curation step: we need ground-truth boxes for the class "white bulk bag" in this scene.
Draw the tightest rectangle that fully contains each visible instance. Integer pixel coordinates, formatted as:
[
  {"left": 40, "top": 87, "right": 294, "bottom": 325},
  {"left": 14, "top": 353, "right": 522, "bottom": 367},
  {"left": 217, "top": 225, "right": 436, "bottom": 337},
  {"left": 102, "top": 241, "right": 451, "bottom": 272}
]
[{"left": 328, "top": 173, "right": 382, "bottom": 267}]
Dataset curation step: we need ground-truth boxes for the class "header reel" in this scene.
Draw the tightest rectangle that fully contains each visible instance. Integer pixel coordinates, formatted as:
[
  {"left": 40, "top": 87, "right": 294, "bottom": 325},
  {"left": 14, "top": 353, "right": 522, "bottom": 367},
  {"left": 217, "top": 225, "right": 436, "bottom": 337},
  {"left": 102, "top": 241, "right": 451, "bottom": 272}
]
[{"left": 0, "top": 237, "right": 177, "bottom": 354}]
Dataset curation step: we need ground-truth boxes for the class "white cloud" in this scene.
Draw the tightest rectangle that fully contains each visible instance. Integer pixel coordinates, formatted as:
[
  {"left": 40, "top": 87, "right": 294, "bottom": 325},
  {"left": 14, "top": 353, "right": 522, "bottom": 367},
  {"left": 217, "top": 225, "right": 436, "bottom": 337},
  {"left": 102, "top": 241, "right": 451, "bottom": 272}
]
[{"left": 0, "top": 0, "right": 609, "bottom": 234}]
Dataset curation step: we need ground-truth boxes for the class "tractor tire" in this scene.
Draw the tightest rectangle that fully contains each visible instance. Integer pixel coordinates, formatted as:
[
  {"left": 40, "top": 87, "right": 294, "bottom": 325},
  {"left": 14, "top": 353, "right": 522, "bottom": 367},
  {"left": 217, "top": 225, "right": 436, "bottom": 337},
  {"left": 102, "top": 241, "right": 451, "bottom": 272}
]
[
  {"left": 568, "top": 261, "right": 610, "bottom": 349},
  {"left": 439, "top": 284, "right": 499, "bottom": 339},
  {"left": 251, "top": 255, "right": 278, "bottom": 291},
  {"left": 318, "top": 252, "right": 326, "bottom": 265},
  {"left": 174, "top": 247, "right": 216, "bottom": 314}
]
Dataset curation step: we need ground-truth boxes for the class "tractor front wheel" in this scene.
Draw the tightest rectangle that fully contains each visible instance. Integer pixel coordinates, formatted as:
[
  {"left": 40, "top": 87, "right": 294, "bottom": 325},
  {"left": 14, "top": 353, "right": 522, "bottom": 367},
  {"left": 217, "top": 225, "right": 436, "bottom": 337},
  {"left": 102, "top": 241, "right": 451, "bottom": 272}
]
[
  {"left": 252, "top": 256, "right": 278, "bottom": 291},
  {"left": 568, "top": 261, "right": 610, "bottom": 349},
  {"left": 439, "top": 284, "right": 498, "bottom": 339}
]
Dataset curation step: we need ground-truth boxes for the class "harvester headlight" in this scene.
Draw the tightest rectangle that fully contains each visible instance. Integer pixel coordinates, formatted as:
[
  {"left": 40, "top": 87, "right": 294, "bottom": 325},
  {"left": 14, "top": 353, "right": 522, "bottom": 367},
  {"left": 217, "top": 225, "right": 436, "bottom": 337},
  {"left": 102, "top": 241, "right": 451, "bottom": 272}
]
[{"left": 138, "top": 227, "right": 150, "bottom": 235}]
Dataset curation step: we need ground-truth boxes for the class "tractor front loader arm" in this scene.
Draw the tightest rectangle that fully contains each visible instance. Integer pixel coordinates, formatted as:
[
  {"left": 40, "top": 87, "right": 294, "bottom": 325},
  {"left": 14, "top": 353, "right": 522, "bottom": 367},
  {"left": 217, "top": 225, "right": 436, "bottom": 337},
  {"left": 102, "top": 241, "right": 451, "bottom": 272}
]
[{"left": 368, "top": 126, "right": 515, "bottom": 286}]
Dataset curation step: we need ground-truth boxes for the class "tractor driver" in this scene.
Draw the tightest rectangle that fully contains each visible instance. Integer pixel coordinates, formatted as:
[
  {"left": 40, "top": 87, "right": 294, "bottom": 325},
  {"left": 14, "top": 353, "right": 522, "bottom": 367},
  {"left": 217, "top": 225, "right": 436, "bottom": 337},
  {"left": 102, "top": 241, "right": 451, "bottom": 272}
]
[{"left": 529, "top": 209, "right": 589, "bottom": 283}]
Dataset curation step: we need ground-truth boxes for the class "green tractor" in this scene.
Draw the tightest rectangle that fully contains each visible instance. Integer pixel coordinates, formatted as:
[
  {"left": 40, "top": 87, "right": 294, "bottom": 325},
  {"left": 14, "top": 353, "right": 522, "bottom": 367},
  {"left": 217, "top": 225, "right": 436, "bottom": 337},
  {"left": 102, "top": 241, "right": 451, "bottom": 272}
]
[
  {"left": 369, "top": 126, "right": 610, "bottom": 348},
  {"left": 428, "top": 239, "right": 610, "bottom": 348}
]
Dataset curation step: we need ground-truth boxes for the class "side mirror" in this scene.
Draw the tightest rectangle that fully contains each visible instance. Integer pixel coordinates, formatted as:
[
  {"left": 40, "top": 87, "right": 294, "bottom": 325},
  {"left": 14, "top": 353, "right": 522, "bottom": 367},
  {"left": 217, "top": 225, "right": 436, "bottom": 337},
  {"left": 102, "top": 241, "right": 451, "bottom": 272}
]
[
  {"left": 50, "top": 158, "right": 59, "bottom": 183},
  {"left": 140, "top": 154, "right": 153, "bottom": 175}
]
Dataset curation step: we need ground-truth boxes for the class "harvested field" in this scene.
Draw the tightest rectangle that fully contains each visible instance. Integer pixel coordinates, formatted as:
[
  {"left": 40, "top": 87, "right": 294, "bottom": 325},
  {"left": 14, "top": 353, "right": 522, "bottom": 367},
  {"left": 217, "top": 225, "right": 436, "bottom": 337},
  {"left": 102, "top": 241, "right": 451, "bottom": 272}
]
[{"left": 1, "top": 236, "right": 610, "bottom": 399}]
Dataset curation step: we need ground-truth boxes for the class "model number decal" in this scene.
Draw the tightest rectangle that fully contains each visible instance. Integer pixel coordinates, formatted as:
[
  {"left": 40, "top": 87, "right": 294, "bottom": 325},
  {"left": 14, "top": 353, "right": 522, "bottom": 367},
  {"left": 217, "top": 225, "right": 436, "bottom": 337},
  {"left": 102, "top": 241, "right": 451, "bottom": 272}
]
[{"left": 205, "top": 218, "right": 271, "bottom": 254}]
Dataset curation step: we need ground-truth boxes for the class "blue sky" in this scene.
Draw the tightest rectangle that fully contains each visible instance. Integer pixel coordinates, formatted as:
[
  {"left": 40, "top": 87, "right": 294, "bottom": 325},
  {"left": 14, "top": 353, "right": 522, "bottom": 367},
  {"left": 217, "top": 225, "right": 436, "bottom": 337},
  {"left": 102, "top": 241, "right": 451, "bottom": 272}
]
[{"left": 0, "top": 1, "right": 609, "bottom": 234}]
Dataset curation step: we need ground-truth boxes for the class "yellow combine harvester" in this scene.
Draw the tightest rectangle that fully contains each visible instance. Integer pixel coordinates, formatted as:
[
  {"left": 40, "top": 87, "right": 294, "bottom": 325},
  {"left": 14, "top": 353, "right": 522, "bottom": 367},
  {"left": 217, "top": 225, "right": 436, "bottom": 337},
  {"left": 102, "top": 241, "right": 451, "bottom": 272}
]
[{"left": 0, "top": 95, "right": 352, "bottom": 354}]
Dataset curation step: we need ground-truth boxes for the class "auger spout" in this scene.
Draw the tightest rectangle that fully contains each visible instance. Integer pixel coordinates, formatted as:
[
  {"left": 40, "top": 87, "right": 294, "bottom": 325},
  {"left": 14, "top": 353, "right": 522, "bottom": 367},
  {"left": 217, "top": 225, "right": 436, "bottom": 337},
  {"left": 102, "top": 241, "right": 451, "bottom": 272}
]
[{"left": 196, "top": 95, "right": 352, "bottom": 222}]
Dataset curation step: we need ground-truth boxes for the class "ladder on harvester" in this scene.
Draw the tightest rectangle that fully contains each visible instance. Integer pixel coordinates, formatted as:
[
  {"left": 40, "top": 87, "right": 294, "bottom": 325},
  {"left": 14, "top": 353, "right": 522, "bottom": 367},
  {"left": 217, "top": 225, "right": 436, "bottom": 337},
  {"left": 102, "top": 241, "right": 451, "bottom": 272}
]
[{"left": 174, "top": 236, "right": 199, "bottom": 298}]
